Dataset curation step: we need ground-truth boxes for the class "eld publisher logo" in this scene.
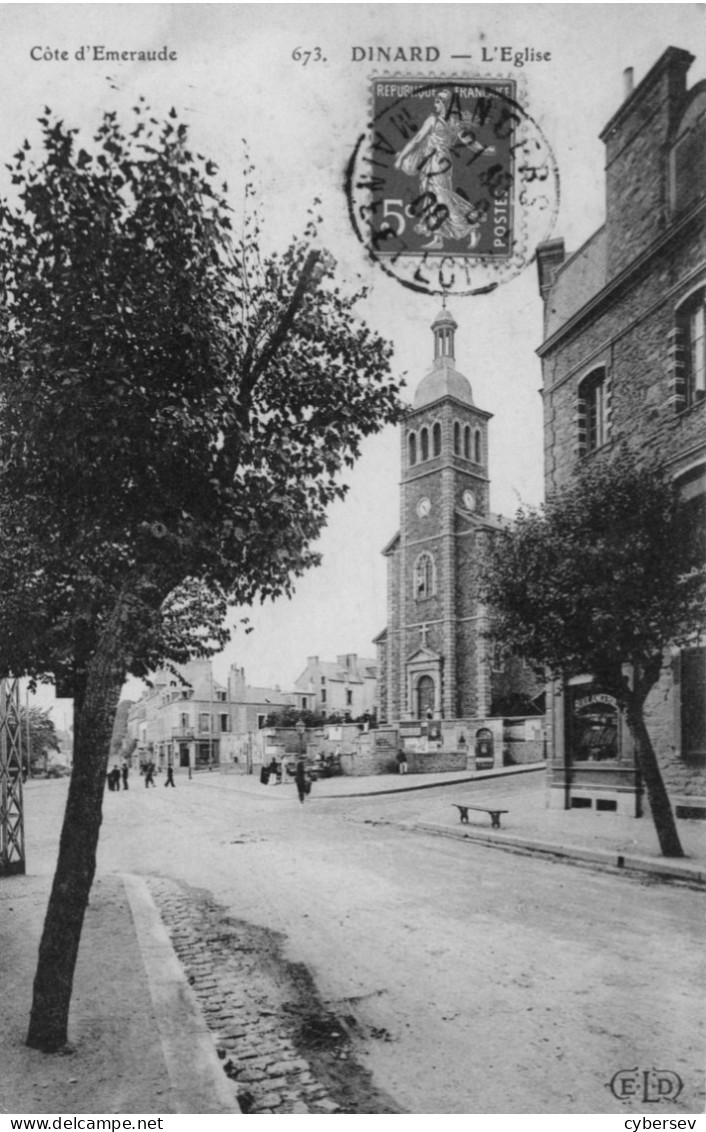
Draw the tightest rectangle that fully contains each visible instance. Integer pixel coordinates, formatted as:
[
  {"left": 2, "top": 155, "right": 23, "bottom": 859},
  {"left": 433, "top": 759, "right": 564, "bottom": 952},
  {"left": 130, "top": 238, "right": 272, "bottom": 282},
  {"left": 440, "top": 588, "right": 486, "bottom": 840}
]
[{"left": 610, "top": 1068, "right": 683, "bottom": 1103}]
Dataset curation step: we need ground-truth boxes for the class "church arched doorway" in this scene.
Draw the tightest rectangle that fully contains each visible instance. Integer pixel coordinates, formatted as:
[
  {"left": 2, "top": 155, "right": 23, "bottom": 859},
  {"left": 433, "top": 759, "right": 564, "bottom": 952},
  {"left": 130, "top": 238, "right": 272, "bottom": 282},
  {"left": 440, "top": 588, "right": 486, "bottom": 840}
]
[{"left": 417, "top": 675, "right": 435, "bottom": 719}]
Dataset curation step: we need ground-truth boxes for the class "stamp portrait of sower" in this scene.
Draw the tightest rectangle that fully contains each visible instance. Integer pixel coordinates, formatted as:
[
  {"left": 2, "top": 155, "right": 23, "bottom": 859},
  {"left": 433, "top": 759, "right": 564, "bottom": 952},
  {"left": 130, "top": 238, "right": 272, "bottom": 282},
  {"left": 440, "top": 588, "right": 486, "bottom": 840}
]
[{"left": 393, "top": 86, "right": 496, "bottom": 250}]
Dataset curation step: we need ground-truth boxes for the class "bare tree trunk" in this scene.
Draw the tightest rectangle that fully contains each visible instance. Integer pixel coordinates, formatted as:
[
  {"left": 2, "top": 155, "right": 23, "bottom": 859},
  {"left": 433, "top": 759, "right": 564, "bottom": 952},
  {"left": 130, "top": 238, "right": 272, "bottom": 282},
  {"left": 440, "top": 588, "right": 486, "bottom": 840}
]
[
  {"left": 624, "top": 695, "right": 684, "bottom": 858},
  {"left": 26, "top": 611, "right": 127, "bottom": 1052}
]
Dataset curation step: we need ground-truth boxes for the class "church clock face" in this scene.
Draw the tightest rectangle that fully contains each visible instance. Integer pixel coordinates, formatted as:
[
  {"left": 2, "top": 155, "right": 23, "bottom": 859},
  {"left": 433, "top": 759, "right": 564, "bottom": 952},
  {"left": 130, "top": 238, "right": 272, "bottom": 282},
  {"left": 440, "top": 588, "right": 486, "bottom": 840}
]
[
  {"left": 417, "top": 496, "right": 432, "bottom": 518},
  {"left": 462, "top": 489, "right": 477, "bottom": 512}
]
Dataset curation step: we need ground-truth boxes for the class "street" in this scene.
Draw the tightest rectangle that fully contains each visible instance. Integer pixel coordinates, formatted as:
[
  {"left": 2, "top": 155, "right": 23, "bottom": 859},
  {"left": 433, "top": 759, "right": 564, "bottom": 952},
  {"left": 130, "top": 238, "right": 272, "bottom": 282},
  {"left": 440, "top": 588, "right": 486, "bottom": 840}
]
[{"left": 25, "top": 773, "right": 706, "bottom": 1114}]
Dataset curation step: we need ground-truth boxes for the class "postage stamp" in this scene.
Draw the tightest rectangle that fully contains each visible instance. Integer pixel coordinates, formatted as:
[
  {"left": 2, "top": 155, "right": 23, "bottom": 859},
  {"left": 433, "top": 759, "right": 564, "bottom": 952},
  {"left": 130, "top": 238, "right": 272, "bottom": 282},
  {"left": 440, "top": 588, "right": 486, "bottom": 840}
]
[{"left": 345, "top": 77, "right": 560, "bottom": 296}]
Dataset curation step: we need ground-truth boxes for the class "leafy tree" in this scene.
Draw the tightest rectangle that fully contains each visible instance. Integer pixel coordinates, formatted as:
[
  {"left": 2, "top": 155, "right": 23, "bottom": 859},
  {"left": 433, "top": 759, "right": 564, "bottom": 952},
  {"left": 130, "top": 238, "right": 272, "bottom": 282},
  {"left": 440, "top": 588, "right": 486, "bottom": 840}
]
[
  {"left": 19, "top": 705, "right": 60, "bottom": 775},
  {"left": 481, "top": 448, "right": 706, "bottom": 858},
  {"left": 0, "top": 104, "right": 402, "bottom": 1051}
]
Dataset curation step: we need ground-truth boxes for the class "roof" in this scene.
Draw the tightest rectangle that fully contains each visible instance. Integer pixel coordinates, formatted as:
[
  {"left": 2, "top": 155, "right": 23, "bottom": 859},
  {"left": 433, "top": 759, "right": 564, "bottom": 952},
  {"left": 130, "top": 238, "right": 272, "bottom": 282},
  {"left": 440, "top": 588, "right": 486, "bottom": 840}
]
[{"left": 413, "top": 359, "right": 474, "bottom": 409}]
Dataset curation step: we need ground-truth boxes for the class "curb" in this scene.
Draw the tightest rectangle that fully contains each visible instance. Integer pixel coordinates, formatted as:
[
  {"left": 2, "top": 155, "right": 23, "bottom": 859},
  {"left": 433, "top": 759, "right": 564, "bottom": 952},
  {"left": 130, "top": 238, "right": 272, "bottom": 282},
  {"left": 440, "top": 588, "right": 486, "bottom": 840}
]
[
  {"left": 122, "top": 874, "right": 240, "bottom": 1114},
  {"left": 412, "top": 822, "right": 706, "bottom": 885},
  {"left": 312, "top": 762, "right": 546, "bottom": 800}
]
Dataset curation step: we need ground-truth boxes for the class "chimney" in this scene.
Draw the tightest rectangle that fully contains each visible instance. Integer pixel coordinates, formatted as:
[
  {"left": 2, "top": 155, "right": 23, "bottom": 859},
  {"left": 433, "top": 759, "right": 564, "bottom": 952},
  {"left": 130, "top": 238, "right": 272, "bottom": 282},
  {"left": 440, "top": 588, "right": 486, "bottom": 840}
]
[{"left": 623, "top": 67, "right": 634, "bottom": 98}]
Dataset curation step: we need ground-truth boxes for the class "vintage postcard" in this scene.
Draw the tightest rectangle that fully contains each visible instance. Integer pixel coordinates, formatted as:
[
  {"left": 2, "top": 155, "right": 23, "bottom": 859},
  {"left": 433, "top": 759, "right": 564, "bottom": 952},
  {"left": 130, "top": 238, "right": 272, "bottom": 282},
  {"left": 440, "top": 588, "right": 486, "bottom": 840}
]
[{"left": 0, "top": 3, "right": 703, "bottom": 1122}]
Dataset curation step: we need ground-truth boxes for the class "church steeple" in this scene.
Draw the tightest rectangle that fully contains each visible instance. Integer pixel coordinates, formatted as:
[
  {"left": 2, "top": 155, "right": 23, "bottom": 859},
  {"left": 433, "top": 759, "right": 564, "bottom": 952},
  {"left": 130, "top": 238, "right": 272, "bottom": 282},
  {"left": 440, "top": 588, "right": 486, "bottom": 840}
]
[
  {"left": 413, "top": 308, "right": 474, "bottom": 408},
  {"left": 432, "top": 307, "right": 457, "bottom": 366}
]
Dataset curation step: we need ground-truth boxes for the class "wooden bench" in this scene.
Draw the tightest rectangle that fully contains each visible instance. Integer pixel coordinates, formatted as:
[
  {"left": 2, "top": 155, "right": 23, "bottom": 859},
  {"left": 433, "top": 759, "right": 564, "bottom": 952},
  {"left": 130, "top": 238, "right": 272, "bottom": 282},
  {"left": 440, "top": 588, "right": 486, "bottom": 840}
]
[{"left": 452, "top": 804, "right": 508, "bottom": 829}]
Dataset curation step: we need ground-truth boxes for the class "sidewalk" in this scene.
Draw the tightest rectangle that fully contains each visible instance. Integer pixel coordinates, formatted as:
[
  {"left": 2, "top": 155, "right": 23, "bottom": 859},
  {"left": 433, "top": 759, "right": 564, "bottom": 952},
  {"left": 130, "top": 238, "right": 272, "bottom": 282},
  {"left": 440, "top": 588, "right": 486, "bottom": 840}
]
[
  {"left": 0, "top": 783, "right": 238, "bottom": 1116},
  {"left": 217, "top": 763, "right": 706, "bottom": 885}
]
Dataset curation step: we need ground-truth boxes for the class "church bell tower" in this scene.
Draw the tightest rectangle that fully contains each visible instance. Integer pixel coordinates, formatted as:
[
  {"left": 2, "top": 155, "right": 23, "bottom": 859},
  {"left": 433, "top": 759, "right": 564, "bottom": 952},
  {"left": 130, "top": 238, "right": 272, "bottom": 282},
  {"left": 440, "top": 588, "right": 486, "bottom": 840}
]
[{"left": 378, "top": 308, "right": 495, "bottom": 723}]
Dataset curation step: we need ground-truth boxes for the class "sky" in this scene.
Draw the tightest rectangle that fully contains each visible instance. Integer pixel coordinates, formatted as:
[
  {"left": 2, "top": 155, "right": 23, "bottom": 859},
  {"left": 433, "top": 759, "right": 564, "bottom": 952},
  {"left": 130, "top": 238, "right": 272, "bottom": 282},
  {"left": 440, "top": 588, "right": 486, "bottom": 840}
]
[{"left": 2, "top": 2, "right": 702, "bottom": 714}]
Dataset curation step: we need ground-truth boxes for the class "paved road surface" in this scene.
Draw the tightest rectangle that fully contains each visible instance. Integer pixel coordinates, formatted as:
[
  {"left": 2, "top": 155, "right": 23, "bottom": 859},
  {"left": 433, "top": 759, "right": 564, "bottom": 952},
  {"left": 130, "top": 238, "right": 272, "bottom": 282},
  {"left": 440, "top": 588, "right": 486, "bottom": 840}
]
[{"left": 43, "top": 773, "right": 706, "bottom": 1113}]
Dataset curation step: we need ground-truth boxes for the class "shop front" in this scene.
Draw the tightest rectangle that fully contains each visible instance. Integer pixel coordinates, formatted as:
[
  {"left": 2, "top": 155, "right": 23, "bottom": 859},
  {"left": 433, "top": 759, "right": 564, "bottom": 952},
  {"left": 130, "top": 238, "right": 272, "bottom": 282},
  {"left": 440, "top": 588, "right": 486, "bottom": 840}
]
[{"left": 548, "top": 678, "right": 642, "bottom": 816}]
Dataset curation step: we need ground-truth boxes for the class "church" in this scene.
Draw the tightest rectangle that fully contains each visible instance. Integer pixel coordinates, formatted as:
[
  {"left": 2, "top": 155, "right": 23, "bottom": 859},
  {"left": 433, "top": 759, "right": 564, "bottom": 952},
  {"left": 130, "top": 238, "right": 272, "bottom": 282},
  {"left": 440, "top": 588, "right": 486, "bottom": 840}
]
[{"left": 375, "top": 307, "right": 534, "bottom": 728}]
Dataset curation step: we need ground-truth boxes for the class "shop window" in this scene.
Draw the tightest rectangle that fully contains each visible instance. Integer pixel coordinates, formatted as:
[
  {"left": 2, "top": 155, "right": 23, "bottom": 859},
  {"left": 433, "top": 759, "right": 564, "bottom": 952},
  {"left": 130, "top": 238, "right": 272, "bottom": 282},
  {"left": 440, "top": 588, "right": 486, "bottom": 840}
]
[
  {"left": 408, "top": 432, "right": 417, "bottom": 466},
  {"left": 432, "top": 421, "right": 441, "bottom": 457},
  {"left": 420, "top": 427, "right": 429, "bottom": 461},
  {"left": 414, "top": 552, "right": 436, "bottom": 600},
  {"left": 577, "top": 368, "right": 608, "bottom": 455},
  {"left": 568, "top": 688, "right": 619, "bottom": 761}
]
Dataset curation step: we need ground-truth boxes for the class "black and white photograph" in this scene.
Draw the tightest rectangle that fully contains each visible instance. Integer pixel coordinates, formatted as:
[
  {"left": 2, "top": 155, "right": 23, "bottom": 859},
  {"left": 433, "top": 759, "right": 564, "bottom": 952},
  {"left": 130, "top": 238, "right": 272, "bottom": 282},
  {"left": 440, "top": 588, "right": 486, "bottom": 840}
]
[{"left": 0, "top": 3, "right": 704, "bottom": 1121}]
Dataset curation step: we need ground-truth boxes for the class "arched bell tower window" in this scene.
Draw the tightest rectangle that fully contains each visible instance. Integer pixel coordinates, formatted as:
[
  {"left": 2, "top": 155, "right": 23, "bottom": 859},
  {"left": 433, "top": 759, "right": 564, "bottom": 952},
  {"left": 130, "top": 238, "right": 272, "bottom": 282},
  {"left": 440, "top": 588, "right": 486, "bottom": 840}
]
[
  {"left": 474, "top": 429, "right": 482, "bottom": 464},
  {"left": 453, "top": 421, "right": 461, "bottom": 455},
  {"left": 414, "top": 552, "right": 436, "bottom": 600},
  {"left": 432, "top": 422, "right": 441, "bottom": 457},
  {"left": 463, "top": 425, "right": 471, "bottom": 460},
  {"left": 408, "top": 432, "right": 417, "bottom": 466},
  {"left": 420, "top": 427, "right": 429, "bottom": 461}
]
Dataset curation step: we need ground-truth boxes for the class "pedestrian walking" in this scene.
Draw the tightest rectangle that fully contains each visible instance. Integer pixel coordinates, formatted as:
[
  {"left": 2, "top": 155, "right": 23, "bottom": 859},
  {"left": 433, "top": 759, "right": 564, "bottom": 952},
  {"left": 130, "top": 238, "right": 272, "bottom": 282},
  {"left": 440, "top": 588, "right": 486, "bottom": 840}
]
[
  {"left": 121, "top": 760, "right": 129, "bottom": 790},
  {"left": 144, "top": 761, "right": 156, "bottom": 787},
  {"left": 164, "top": 765, "right": 175, "bottom": 787},
  {"left": 295, "top": 758, "right": 310, "bottom": 804},
  {"left": 397, "top": 751, "right": 408, "bottom": 775}
]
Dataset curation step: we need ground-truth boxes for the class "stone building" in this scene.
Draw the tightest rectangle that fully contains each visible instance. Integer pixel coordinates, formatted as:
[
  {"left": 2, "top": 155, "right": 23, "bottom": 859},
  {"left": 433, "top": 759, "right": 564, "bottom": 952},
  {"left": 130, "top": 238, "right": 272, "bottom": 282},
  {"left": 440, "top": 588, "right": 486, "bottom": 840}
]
[
  {"left": 376, "top": 308, "right": 538, "bottom": 727},
  {"left": 293, "top": 654, "right": 377, "bottom": 719},
  {"left": 126, "top": 659, "right": 294, "bottom": 773},
  {"left": 536, "top": 47, "right": 706, "bottom": 816}
]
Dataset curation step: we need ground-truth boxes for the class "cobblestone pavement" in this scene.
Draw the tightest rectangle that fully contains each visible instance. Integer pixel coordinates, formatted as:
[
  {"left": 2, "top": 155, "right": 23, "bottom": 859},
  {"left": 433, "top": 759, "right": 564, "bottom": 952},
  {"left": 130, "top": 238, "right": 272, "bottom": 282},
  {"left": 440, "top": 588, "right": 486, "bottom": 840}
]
[{"left": 147, "top": 876, "right": 403, "bottom": 1115}]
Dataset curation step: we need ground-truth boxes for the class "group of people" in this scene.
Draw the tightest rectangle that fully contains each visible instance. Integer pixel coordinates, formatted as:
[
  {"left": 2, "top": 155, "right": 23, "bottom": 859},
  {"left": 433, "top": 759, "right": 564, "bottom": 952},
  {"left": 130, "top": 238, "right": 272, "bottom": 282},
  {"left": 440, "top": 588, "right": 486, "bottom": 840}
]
[
  {"left": 107, "top": 759, "right": 176, "bottom": 790},
  {"left": 261, "top": 756, "right": 311, "bottom": 803},
  {"left": 106, "top": 761, "right": 129, "bottom": 791}
]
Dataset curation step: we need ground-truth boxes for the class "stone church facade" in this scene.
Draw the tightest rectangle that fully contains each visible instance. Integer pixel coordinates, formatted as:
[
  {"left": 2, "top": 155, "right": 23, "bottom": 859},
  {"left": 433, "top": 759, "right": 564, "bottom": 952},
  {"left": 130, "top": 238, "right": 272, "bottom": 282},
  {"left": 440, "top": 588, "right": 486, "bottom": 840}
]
[{"left": 375, "top": 308, "right": 525, "bottom": 726}]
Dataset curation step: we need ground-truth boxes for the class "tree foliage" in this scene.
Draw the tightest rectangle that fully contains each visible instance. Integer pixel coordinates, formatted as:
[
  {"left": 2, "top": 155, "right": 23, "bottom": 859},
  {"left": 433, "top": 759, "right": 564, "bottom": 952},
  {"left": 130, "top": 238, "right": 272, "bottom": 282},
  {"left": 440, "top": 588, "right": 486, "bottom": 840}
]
[
  {"left": 0, "top": 103, "right": 403, "bottom": 1050},
  {"left": 0, "top": 103, "right": 402, "bottom": 693},
  {"left": 19, "top": 705, "right": 60, "bottom": 773},
  {"left": 481, "top": 447, "right": 706, "bottom": 857}
]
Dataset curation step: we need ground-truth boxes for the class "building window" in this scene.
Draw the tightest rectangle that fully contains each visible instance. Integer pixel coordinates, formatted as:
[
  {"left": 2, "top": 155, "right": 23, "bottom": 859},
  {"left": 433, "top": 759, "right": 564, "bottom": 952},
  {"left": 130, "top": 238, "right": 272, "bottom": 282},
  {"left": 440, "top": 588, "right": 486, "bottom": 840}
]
[
  {"left": 301, "top": 697, "right": 308, "bottom": 710},
  {"left": 463, "top": 425, "right": 471, "bottom": 460},
  {"left": 216, "top": 690, "right": 226, "bottom": 702},
  {"left": 420, "top": 427, "right": 429, "bottom": 461},
  {"left": 454, "top": 421, "right": 461, "bottom": 455},
  {"left": 199, "top": 713, "right": 210, "bottom": 733},
  {"left": 577, "top": 368, "right": 608, "bottom": 455},
  {"left": 432, "top": 421, "right": 441, "bottom": 456},
  {"left": 679, "top": 647, "right": 706, "bottom": 765},
  {"left": 321, "top": 689, "right": 327, "bottom": 704},
  {"left": 257, "top": 714, "right": 266, "bottom": 729},
  {"left": 180, "top": 713, "right": 190, "bottom": 730},
  {"left": 408, "top": 432, "right": 417, "bottom": 466},
  {"left": 674, "top": 291, "right": 706, "bottom": 411},
  {"left": 677, "top": 463, "right": 706, "bottom": 569},
  {"left": 346, "top": 689, "right": 353, "bottom": 707},
  {"left": 414, "top": 552, "right": 436, "bottom": 600},
  {"left": 321, "top": 675, "right": 326, "bottom": 684},
  {"left": 220, "top": 713, "right": 230, "bottom": 733}
]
